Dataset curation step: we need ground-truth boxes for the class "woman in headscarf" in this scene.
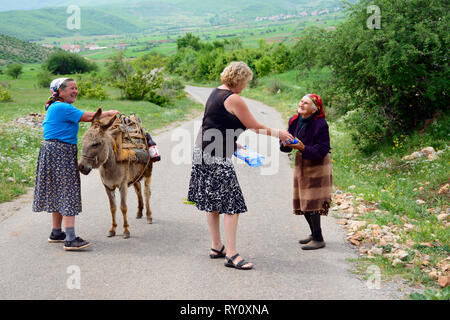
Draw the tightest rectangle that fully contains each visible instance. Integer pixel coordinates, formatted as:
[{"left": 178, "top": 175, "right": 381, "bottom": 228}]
[
  {"left": 33, "top": 78, "right": 119, "bottom": 251},
  {"left": 280, "top": 94, "right": 332, "bottom": 250}
]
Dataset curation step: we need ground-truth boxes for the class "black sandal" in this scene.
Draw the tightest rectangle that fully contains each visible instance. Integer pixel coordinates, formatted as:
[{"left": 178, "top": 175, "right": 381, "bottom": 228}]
[
  {"left": 209, "top": 245, "right": 226, "bottom": 259},
  {"left": 224, "top": 253, "right": 253, "bottom": 270}
]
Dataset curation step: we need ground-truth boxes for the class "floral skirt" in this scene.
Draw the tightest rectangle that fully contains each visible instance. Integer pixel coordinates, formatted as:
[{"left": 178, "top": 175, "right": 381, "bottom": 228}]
[
  {"left": 187, "top": 148, "right": 247, "bottom": 214},
  {"left": 32, "top": 140, "right": 82, "bottom": 216}
]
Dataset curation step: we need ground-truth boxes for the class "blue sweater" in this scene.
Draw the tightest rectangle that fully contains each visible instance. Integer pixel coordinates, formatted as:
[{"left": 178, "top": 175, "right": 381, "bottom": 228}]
[
  {"left": 280, "top": 114, "right": 331, "bottom": 160},
  {"left": 43, "top": 102, "right": 84, "bottom": 144}
]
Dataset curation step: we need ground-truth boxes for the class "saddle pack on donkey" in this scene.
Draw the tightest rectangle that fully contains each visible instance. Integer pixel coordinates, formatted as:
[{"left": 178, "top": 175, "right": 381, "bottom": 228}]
[{"left": 108, "top": 114, "right": 160, "bottom": 163}]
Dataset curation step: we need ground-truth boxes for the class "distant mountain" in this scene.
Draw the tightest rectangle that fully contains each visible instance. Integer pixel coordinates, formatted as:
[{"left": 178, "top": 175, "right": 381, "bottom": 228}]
[
  {"left": 0, "top": 34, "right": 55, "bottom": 65},
  {"left": 0, "top": 0, "right": 146, "bottom": 11},
  {"left": 0, "top": 0, "right": 345, "bottom": 41}
]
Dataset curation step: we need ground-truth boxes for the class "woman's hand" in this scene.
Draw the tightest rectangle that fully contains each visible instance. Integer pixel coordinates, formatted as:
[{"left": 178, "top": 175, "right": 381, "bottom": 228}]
[
  {"left": 278, "top": 129, "right": 294, "bottom": 144},
  {"left": 291, "top": 140, "right": 305, "bottom": 151},
  {"left": 102, "top": 110, "right": 120, "bottom": 118}
]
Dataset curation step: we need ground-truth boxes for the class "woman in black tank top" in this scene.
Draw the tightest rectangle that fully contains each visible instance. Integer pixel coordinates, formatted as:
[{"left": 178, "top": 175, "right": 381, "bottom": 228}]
[{"left": 188, "top": 62, "right": 294, "bottom": 270}]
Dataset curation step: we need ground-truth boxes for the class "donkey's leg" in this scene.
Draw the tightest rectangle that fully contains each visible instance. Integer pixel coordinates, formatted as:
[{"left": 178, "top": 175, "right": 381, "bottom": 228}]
[
  {"left": 144, "top": 175, "right": 153, "bottom": 224},
  {"left": 133, "top": 181, "right": 144, "bottom": 219},
  {"left": 104, "top": 186, "right": 117, "bottom": 237},
  {"left": 119, "top": 184, "right": 130, "bottom": 239}
]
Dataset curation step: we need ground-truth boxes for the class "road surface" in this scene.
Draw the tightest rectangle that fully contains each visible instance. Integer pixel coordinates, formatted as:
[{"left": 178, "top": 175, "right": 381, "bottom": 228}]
[{"left": 0, "top": 86, "right": 403, "bottom": 299}]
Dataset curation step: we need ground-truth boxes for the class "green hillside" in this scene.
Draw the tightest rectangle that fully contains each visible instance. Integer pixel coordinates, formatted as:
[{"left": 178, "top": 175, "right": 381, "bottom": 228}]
[
  {"left": 0, "top": 0, "right": 345, "bottom": 41},
  {"left": 0, "top": 7, "right": 141, "bottom": 41},
  {"left": 0, "top": 34, "right": 55, "bottom": 65}
]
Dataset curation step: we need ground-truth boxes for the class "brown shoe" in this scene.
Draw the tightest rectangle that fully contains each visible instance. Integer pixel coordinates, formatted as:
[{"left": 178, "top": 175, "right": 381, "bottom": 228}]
[
  {"left": 301, "top": 240, "right": 326, "bottom": 250},
  {"left": 299, "top": 235, "right": 313, "bottom": 244}
]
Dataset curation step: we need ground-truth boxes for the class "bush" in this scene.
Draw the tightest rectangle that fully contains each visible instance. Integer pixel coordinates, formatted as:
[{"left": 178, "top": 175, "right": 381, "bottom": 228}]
[
  {"left": 45, "top": 51, "right": 97, "bottom": 75},
  {"left": 0, "top": 85, "right": 12, "bottom": 102},
  {"left": 267, "top": 78, "right": 285, "bottom": 94},
  {"left": 77, "top": 80, "right": 108, "bottom": 100},
  {"left": 292, "top": 27, "right": 332, "bottom": 70},
  {"left": 255, "top": 56, "right": 272, "bottom": 77},
  {"left": 134, "top": 52, "right": 168, "bottom": 71},
  {"left": 328, "top": 0, "right": 449, "bottom": 153},
  {"left": 36, "top": 68, "right": 53, "bottom": 88},
  {"left": 115, "top": 69, "right": 163, "bottom": 101},
  {"left": 153, "top": 78, "right": 185, "bottom": 106},
  {"left": 148, "top": 91, "right": 170, "bottom": 107},
  {"left": 6, "top": 64, "right": 23, "bottom": 79},
  {"left": 106, "top": 51, "right": 133, "bottom": 82},
  {"left": 344, "top": 107, "right": 390, "bottom": 154}
]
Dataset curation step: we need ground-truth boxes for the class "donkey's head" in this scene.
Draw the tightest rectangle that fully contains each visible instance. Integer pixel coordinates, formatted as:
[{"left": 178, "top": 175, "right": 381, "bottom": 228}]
[{"left": 78, "top": 108, "right": 117, "bottom": 175}]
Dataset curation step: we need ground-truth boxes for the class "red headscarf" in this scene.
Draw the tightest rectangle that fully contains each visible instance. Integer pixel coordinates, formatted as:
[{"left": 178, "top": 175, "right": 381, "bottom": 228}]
[
  {"left": 289, "top": 93, "right": 326, "bottom": 125},
  {"left": 307, "top": 94, "right": 326, "bottom": 119}
]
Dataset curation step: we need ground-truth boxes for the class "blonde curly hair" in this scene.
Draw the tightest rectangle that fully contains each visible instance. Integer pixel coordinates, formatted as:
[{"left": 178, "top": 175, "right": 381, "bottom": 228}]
[{"left": 220, "top": 61, "right": 253, "bottom": 89}]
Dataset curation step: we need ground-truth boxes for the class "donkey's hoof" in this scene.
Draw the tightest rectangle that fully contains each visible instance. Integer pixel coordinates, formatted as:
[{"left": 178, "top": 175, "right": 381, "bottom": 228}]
[
  {"left": 147, "top": 218, "right": 153, "bottom": 224},
  {"left": 123, "top": 232, "right": 130, "bottom": 239},
  {"left": 136, "top": 213, "right": 143, "bottom": 219},
  {"left": 107, "top": 231, "right": 116, "bottom": 237}
]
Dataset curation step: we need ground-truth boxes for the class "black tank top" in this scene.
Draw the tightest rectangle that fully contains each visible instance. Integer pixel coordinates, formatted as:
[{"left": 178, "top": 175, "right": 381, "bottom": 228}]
[{"left": 196, "top": 88, "right": 247, "bottom": 158}]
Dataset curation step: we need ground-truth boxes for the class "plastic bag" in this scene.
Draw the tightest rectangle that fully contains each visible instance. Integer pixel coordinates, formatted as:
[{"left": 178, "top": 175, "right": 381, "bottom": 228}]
[{"left": 234, "top": 146, "right": 265, "bottom": 167}]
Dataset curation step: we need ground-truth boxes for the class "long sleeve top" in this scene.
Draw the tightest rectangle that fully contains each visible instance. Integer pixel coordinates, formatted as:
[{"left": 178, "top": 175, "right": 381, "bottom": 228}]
[{"left": 280, "top": 114, "right": 331, "bottom": 160}]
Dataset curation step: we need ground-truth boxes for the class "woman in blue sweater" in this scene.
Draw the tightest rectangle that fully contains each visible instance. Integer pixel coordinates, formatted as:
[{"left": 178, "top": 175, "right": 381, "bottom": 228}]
[{"left": 33, "top": 78, "right": 119, "bottom": 251}]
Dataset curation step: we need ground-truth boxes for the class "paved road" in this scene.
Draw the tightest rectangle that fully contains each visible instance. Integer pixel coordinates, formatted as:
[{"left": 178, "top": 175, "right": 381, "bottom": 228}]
[{"left": 0, "top": 86, "right": 402, "bottom": 299}]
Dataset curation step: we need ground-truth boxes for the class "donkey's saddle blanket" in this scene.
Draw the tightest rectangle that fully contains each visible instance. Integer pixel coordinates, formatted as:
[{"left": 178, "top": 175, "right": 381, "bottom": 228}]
[{"left": 106, "top": 114, "right": 150, "bottom": 163}]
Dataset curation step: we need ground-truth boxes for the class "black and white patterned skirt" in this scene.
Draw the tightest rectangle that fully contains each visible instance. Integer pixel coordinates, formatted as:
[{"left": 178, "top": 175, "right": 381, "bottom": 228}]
[
  {"left": 32, "top": 140, "right": 82, "bottom": 216},
  {"left": 187, "top": 147, "right": 247, "bottom": 214}
]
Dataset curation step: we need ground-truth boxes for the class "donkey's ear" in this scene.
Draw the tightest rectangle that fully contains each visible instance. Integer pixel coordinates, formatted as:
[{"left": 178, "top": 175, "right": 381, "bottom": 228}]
[
  {"left": 91, "top": 108, "right": 102, "bottom": 124},
  {"left": 100, "top": 114, "right": 117, "bottom": 130}
]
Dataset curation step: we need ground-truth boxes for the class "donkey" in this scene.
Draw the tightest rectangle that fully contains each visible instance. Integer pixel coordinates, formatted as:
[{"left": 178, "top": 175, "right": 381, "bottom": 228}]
[{"left": 78, "top": 108, "right": 153, "bottom": 239}]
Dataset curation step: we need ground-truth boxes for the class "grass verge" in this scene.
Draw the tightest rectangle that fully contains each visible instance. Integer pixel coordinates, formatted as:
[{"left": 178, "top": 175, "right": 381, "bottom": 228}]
[{"left": 0, "top": 64, "right": 203, "bottom": 203}]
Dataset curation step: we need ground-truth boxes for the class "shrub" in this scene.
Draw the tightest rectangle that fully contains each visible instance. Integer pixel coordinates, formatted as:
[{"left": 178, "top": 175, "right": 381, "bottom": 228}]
[
  {"left": 45, "top": 51, "right": 97, "bottom": 75},
  {"left": 106, "top": 51, "right": 133, "bottom": 82},
  {"left": 328, "top": 0, "right": 449, "bottom": 153},
  {"left": 177, "top": 33, "right": 202, "bottom": 51},
  {"left": 77, "top": 80, "right": 108, "bottom": 100},
  {"left": 115, "top": 69, "right": 163, "bottom": 101},
  {"left": 292, "top": 27, "right": 332, "bottom": 70},
  {"left": 6, "top": 64, "right": 23, "bottom": 79},
  {"left": 267, "top": 78, "right": 285, "bottom": 94},
  {"left": 344, "top": 107, "right": 390, "bottom": 154},
  {"left": 0, "top": 85, "right": 12, "bottom": 102},
  {"left": 148, "top": 91, "right": 170, "bottom": 107},
  {"left": 270, "top": 43, "right": 293, "bottom": 73},
  {"left": 134, "top": 52, "right": 168, "bottom": 71},
  {"left": 255, "top": 56, "right": 272, "bottom": 77},
  {"left": 36, "top": 68, "right": 53, "bottom": 88}
]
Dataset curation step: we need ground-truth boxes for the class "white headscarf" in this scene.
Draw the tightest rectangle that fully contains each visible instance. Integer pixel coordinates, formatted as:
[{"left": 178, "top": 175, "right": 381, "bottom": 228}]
[{"left": 49, "top": 78, "right": 69, "bottom": 95}]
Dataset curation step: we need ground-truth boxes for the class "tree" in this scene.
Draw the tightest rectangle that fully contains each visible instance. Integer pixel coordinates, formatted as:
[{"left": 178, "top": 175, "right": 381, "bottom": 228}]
[
  {"left": 291, "top": 27, "right": 331, "bottom": 71},
  {"left": 255, "top": 56, "right": 272, "bottom": 77},
  {"left": 36, "top": 68, "right": 53, "bottom": 88},
  {"left": 177, "top": 33, "right": 202, "bottom": 51},
  {"left": 6, "top": 63, "right": 23, "bottom": 79},
  {"left": 45, "top": 51, "right": 97, "bottom": 75},
  {"left": 328, "top": 0, "right": 449, "bottom": 153},
  {"left": 106, "top": 51, "right": 133, "bottom": 82},
  {"left": 115, "top": 69, "right": 163, "bottom": 101}
]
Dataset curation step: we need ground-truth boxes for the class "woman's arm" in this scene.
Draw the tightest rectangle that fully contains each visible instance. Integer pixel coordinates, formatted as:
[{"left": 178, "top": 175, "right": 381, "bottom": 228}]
[
  {"left": 79, "top": 110, "right": 120, "bottom": 122},
  {"left": 225, "top": 94, "right": 293, "bottom": 143}
]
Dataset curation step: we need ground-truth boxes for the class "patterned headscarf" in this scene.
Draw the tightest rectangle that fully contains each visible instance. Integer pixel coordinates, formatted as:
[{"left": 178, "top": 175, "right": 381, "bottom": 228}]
[
  {"left": 45, "top": 78, "right": 70, "bottom": 110},
  {"left": 305, "top": 94, "right": 325, "bottom": 119}
]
